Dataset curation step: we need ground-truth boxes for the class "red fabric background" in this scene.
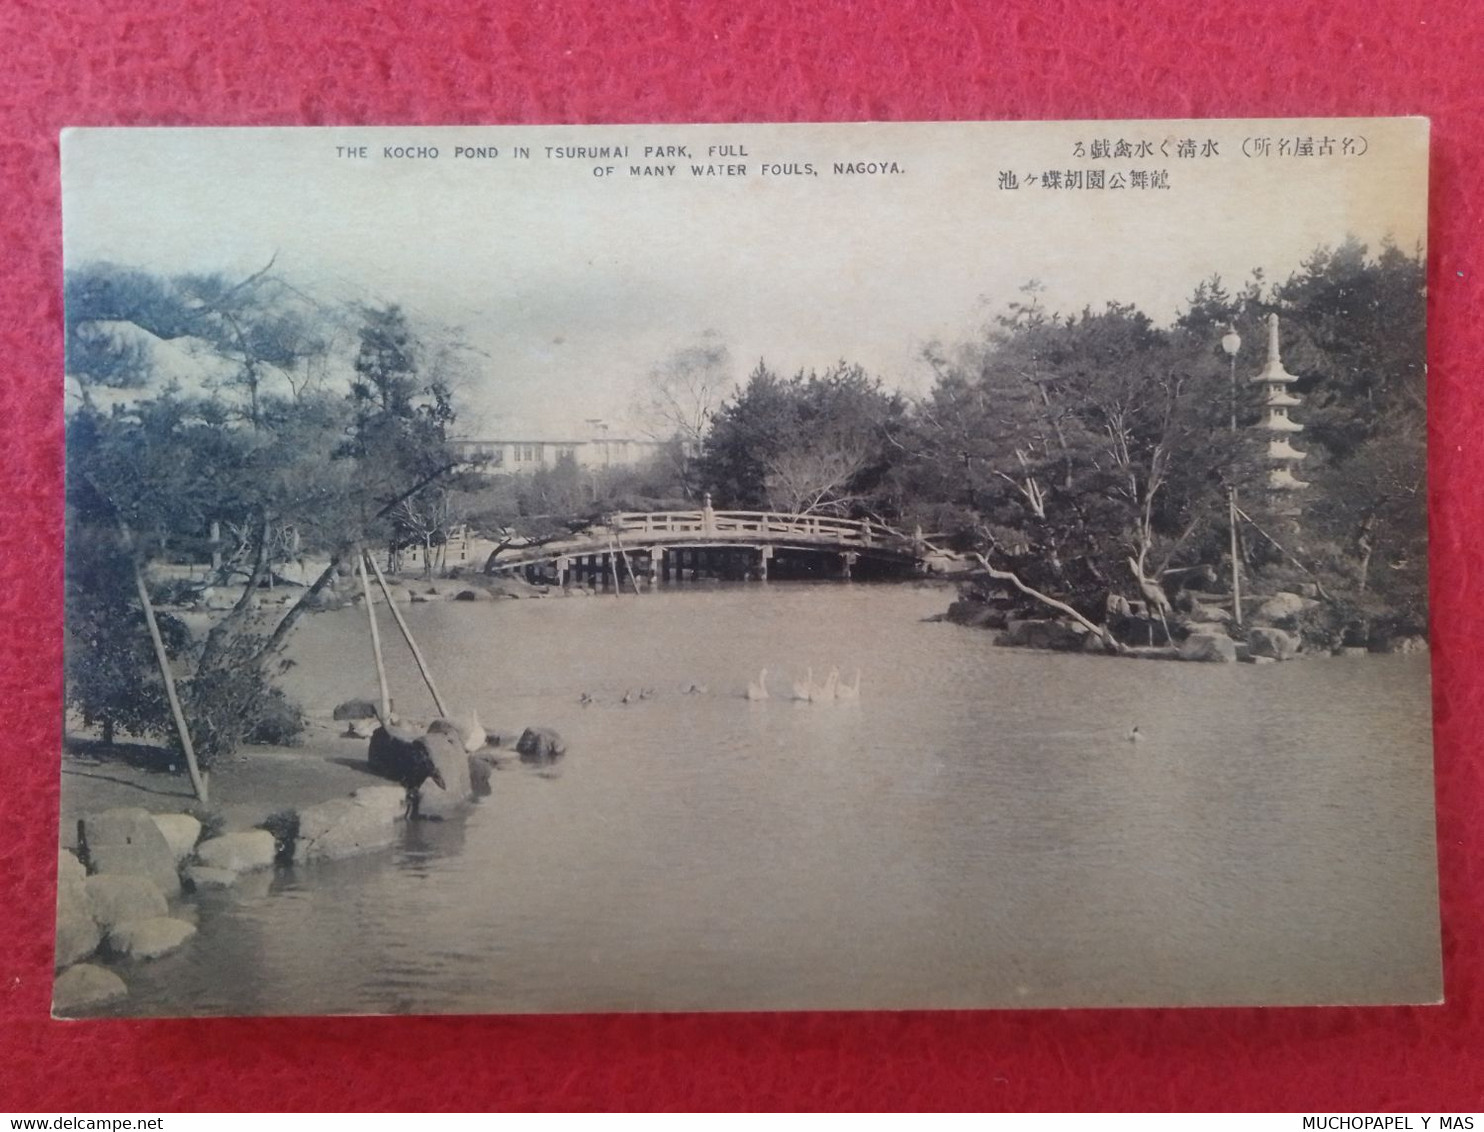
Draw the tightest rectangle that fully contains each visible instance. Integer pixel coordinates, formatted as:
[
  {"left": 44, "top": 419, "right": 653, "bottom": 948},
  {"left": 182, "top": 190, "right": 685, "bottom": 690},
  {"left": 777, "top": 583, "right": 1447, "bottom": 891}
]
[{"left": 3, "top": 0, "right": 1481, "bottom": 1111}]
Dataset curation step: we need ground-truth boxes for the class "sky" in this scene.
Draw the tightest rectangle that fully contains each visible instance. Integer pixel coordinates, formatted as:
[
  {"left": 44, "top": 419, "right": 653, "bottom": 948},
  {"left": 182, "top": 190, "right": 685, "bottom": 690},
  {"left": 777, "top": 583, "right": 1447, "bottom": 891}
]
[{"left": 61, "top": 119, "right": 1429, "bottom": 438}]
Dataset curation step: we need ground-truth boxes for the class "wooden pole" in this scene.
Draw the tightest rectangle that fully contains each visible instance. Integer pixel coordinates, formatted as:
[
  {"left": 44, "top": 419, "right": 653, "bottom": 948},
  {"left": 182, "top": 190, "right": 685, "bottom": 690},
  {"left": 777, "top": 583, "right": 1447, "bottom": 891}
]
[
  {"left": 357, "top": 547, "right": 392, "bottom": 722},
  {"left": 1229, "top": 489, "right": 1243, "bottom": 627},
  {"left": 131, "top": 555, "right": 209, "bottom": 805},
  {"left": 615, "top": 538, "right": 643, "bottom": 596},
  {"left": 1231, "top": 503, "right": 1333, "bottom": 601},
  {"left": 365, "top": 549, "right": 450, "bottom": 718},
  {"left": 606, "top": 541, "right": 622, "bottom": 597}
]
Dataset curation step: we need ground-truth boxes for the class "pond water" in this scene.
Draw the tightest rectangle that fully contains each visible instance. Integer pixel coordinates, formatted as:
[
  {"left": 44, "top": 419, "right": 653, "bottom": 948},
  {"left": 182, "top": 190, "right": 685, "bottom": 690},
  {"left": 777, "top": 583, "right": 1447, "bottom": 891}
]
[{"left": 102, "top": 583, "right": 1442, "bottom": 1015}]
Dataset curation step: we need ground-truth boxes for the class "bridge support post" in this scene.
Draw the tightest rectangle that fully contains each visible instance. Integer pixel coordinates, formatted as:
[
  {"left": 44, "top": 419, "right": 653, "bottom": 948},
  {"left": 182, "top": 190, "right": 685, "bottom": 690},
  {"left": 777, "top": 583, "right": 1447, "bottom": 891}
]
[
  {"left": 757, "top": 545, "right": 772, "bottom": 581},
  {"left": 840, "top": 551, "right": 858, "bottom": 580},
  {"left": 556, "top": 556, "right": 570, "bottom": 588}
]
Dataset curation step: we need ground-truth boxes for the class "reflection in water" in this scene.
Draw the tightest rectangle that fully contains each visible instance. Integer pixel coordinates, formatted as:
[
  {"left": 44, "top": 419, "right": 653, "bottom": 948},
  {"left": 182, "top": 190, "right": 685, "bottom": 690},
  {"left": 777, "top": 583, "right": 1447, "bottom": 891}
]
[{"left": 105, "top": 584, "right": 1441, "bottom": 1015}]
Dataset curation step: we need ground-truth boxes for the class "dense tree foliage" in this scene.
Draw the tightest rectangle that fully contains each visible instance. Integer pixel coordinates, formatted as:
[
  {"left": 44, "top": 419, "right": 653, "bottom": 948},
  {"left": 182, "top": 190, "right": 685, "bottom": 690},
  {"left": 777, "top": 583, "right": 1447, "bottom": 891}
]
[
  {"left": 65, "top": 264, "right": 464, "bottom": 763},
  {"left": 900, "top": 243, "right": 1428, "bottom": 639},
  {"left": 698, "top": 361, "right": 907, "bottom": 516}
]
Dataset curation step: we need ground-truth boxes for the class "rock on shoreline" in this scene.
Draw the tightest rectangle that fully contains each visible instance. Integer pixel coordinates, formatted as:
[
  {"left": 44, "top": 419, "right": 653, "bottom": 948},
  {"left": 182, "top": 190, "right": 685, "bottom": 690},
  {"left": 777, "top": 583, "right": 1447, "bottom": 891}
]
[
  {"left": 939, "top": 590, "right": 1423, "bottom": 662},
  {"left": 56, "top": 714, "right": 566, "bottom": 1013}
]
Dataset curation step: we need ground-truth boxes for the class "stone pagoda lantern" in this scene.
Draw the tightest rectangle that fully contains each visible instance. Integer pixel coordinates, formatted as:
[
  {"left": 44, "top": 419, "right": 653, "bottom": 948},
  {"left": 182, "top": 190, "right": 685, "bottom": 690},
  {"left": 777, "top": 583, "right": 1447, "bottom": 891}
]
[{"left": 1252, "top": 313, "right": 1308, "bottom": 492}]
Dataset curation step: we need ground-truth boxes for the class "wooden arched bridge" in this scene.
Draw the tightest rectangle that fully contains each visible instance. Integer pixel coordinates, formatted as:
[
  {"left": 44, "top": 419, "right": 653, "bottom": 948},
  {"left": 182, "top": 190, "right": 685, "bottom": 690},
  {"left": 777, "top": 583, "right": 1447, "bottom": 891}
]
[{"left": 485, "top": 504, "right": 940, "bottom": 586}]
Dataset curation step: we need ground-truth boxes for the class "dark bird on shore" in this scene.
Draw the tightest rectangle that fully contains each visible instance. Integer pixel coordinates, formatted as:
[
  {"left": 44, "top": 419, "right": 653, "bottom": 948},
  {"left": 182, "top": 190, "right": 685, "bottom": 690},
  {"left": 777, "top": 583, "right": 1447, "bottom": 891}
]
[
  {"left": 579, "top": 692, "right": 595, "bottom": 707},
  {"left": 368, "top": 727, "right": 448, "bottom": 819},
  {"left": 685, "top": 683, "right": 709, "bottom": 695},
  {"left": 400, "top": 745, "right": 447, "bottom": 819},
  {"left": 620, "top": 689, "right": 636, "bottom": 704}
]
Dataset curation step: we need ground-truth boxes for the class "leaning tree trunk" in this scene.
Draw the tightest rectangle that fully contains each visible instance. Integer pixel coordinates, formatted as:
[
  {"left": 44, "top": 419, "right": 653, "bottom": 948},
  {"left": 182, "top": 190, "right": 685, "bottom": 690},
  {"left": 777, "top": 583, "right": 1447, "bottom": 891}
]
[{"left": 971, "top": 552, "right": 1122, "bottom": 652}]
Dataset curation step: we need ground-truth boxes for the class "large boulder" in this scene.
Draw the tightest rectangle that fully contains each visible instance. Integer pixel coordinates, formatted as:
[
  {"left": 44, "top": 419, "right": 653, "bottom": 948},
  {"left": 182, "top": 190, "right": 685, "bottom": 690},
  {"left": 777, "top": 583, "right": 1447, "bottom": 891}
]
[
  {"left": 468, "top": 752, "right": 496, "bottom": 794},
  {"left": 351, "top": 784, "right": 409, "bottom": 819},
  {"left": 944, "top": 601, "right": 1007, "bottom": 630},
  {"left": 150, "top": 813, "right": 202, "bottom": 864},
  {"left": 517, "top": 727, "right": 567, "bottom": 767},
  {"left": 78, "top": 809, "right": 181, "bottom": 898},
  {"left": 996, "top": 619, "right": 1088, "bottom": 652},
  {"left": 1387, "top": 635, "right": 1429, "bottom": 655},
  {"left": 195, "top": 830, "right": 277, "bottom": 874},
  {"left": 333, "top": 698, "right": 380, "bottom": 721},
  {"left": 1080, "top": 630, "right": 1119, "bottom": 655},
  {"left": 1254, "top": 592, "right": 1316, "bottom": 626},
  {"left": 184, "top": 867, "right": 239, "bottom": 891},
  {"left": 295, "top": 790, "right": 403, "bottom": 863},
  {"left": 427, "top": 713, "right": 488, "bottom": 753},
  {"left": 58, "top": 846, "right": 86, "bottom": 886},
  {"left": 415, "top": 729, "right": 474, "bottom": 818},
  {"left": 107, "top": 917, "right": 196, "bottom": 960},
  {"left": 85, "top": 874, "right": 168, "bottom": 930},
  {"left": 1178, "top": 601, "right": 1231, "bottom": 626},
  {"left": 1183, "top": 621, "right": 1232, "bottom": 640},
  {"left": 55, "top": 850, "right": 100, "bottom": 970},
  {"left": 1180, "top": 632, "right": 1238, "bottom": 663},
  {"left": 1248, "top": 626, "right": 1299, "bottom": 661},
  {"left": 53, "top": 964, "right": 128, "bottom": 1014}
]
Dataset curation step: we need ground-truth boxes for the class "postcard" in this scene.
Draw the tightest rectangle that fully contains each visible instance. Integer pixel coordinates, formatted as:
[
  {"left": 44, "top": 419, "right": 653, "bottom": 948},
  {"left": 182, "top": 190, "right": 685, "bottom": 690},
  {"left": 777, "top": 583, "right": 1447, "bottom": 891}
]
[{"left": 56, "top": 119, "right": 1438, "bottom": 1016}]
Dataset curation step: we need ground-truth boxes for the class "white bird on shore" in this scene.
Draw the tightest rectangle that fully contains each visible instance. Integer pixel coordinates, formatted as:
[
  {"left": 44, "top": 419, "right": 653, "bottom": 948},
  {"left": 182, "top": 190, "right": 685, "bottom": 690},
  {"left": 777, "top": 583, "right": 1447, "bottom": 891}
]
[
  {"left": 821, "top": 667, "right": 841, "bottom": 701},
  {"left": 459, "top": 709, "right": 488, "bottom": 752},
  {"left": 1127, "top": 725, "right": 1142, "bottom": 743},
  {"left": 746, "top": 668, "right": 770, "bottom": 701}
]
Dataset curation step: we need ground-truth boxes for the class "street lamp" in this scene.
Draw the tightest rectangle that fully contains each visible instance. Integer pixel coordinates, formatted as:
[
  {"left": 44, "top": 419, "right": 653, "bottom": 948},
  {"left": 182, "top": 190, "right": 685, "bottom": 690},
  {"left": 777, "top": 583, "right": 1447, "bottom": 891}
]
[
  {"left": 1221, "top": 326, "right": 1243, "bottom": 627},
  {"left": 1221, "top": 325, "right": 1242, "bottom": 432}
]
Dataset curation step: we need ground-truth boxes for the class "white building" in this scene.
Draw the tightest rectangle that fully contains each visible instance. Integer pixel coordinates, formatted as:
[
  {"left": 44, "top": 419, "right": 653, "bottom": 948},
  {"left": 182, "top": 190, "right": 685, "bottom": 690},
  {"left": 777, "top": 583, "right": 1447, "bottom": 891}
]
[{"left": 452, "top": 433, "right": 668, "bottom": 473}]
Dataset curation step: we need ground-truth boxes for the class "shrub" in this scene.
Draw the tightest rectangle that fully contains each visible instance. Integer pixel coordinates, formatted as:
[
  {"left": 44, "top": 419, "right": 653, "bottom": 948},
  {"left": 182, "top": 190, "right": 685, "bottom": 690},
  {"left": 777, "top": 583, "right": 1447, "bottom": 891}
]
[
  {"left": 257, "top": 810, "right": 301, "bottom": 866},
  {"left": 245, "top": 686, "right": 307, "bottom": 747},
  {"left": 179, "top": 636, "right": 307, "bottom": 766}
]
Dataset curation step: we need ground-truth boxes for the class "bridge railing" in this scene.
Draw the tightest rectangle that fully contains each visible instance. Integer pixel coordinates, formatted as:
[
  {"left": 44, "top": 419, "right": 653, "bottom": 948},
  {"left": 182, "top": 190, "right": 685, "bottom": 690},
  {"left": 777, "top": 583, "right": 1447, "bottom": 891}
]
[{"left": 608, "top": 510, "right": 909, "bottom": 547}]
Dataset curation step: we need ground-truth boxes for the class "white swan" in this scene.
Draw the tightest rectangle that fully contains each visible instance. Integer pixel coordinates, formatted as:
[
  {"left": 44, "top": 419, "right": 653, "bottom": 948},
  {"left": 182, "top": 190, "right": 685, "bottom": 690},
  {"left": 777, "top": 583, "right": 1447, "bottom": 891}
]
[
  {"left": 459, "top": 708, "right": 488, "bottom": 752},
  {"left": 1127, "top": 725, "right": 1142, "bottom": 743},
  {"left": 811, "top": 667, "right": 840, "bottom": 702},
  {"left": 835, "top": 669, "right": 861, "bottom": 700},
  {"left": 746, "top": 668, "right": 770, "bottom": 701},
  {"left": 792, "top": 668, "right": 814, "bottom": 701}
]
